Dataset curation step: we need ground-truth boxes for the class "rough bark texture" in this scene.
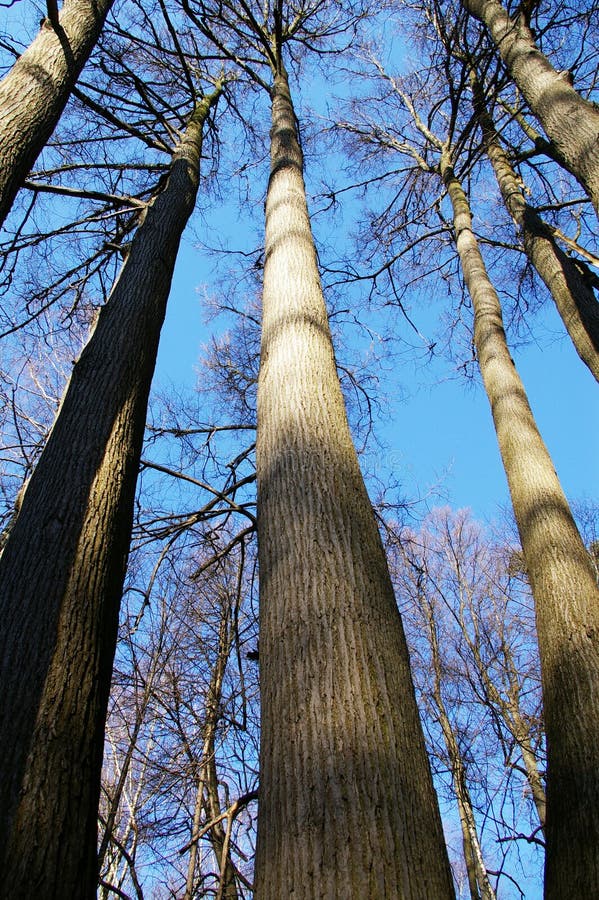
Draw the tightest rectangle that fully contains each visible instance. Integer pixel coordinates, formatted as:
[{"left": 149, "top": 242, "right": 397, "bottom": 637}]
[
  {"left": 0, "top": 87, "right": 220, "bottom": 899},
  {"left": 474, "top": 85, "right": 599, "bottom": 383},
  {"left": 0, "top": 0, "right": 114, "bottom": 228},
  {"left": 253, "top": 66, "right": 455, "bottom": 900},
  {"left": 442, "top": 152, "right": 599, "bottom": 900},
  {"left": 462, "top": 0, "right": 599, "bottom": 214}
]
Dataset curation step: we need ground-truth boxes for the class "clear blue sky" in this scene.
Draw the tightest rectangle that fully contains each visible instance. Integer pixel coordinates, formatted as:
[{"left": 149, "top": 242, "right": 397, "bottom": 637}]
[{"left": 156, "top": 230, "right": 598, "bottom": 525}]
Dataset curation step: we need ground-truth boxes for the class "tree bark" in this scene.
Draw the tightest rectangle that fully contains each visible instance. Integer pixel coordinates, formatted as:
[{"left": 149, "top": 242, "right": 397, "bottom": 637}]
[
  {"left": 462, "top": 0, "right": 599, "bottom": 214},
  {"left": 441, "top": 151, "right": 599, "bottom": 900},
  {"left": 473, "top": 79, "right": 599, "bottom": 383},
  {"left": 0, "top": 84, "right": 221, "bottom": 899},
  {"left": 254, "top": 64, "right": 455, "bottom": 900},
  {"left": 0, "top": 0, "right": 114, "bottom": 229}
]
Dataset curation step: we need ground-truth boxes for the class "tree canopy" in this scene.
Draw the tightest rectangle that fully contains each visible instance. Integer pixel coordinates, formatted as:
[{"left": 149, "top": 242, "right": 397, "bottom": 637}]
[{"left": 0, "top": 0, "right": 597, "bottom": 897}]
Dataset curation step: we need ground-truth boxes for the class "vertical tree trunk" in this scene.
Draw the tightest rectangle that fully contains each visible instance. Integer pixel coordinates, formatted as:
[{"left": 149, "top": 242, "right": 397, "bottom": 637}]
[
  {"left": 425, "top": 596, "right": 496, "bottom": 900},
  {"left": 0, "top": 0, "right": 114, "bottom": 228},
  {"left": 0, "top": 84, "right": 221, "bottom": 900},
  {"left": 462, "top": 0, "right": 599, "bottom": 214},
  {"left": 184, "top": 596, "right": 239, "bottom": 900},
  {"left": 441, "top": 151, "right": 599, "bottom": 900},
  {"left": 472, "top": 78, "right": 599, "bottom": 383},
  {"left": 254, "top": 64, "right": 455, "bottom": 900}
]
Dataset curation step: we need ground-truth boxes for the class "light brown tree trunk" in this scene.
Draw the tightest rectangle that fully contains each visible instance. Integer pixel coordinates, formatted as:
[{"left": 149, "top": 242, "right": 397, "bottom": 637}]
[
  {"left": 462, "top": 0, "right": 599, "bottom": 214},
  {"left": 441, "top": 151, "right": 599, "bottom": 900},
  {"left": 0, "top": 84, "right": 222, "bottom": 899},
  {"left": 0, "top": 0, "right": 114, "bottom": 228},
  {"left": 473, "top": 79, "right": 599, "bottom": 383},
  {"left": 254, "top": 63, "right": 455, "bottom": 900}
]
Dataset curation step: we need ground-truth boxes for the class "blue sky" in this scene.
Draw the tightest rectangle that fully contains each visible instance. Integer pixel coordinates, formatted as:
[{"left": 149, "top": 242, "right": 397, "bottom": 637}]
[{"left": 156, "top": 228, "right": 598, "bottom": 526}]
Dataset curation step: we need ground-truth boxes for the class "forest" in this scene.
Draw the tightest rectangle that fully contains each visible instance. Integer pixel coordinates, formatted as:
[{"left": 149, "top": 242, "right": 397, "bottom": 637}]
[{"left": 0, "top": 0, "right": 598, "bottom": 898}]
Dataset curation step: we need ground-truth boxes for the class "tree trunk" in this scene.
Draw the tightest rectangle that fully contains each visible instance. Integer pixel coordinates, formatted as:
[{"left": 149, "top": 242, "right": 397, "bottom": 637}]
[
  {"left": 0, "top": 84, "right": 221, "bottom": 899},
  {"left": 426, "top": 594, "right": 496, "bottom": 900},
  {"left": 254, "top": 63, "right": 455, "bottom": 900},
  {"left": 0, "top": 0, "right": 114, "bottom": 228},
  {"left": 462, "top": 0, "right": 599, "bottom": 214},
  {"left": 473, "top": 79, "right": 599, "bottom": 383},
  {"left": 441, "top": 151, "right": 599, "bottom": 900},
  {"left": 185, "top": 597, "right": 239, "bottom": 900}
]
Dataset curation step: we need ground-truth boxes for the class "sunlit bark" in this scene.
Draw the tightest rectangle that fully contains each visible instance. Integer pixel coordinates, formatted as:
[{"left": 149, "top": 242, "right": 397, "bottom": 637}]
[
  {"left": 463, "top": 0, "right": 599, "bottom": 214},
  {"left": 472, "top": 76, "right": 599, "bottom": 383},
  {"left": 254, "top": 62, "right": 455, "bottom": 900},
  {"left": 442, "top": 151, "right": 599, "bottom": 900},
  {"left": 0, "top": 0, "right": 114, "bottom": 228}
]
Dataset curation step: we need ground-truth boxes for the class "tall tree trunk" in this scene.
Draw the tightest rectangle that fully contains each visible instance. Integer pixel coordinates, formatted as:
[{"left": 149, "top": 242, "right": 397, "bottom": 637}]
[
  {"left": 254, "top": 63, "right": 455, "bottom": 900},
  {"left": 462, "top": 0, "right": 599, "bottom": 214},
  {"left": 441, "top": 151, "right": 599, "bottom": 900},
  {"left": 0, "top": 83, "right": 222, "bottom": 900},
  {"left": 472, "top": 78, "right": 599, "bottom": 383},
  {"left": 0, "top": 0, "right": 114, "bottom": 228}
]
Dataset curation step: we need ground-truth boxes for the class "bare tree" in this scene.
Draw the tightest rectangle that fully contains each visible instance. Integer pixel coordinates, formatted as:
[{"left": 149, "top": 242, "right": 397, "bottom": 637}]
[
  {"left": 389, "top": 507, "right": 546, "bottom": 897},
  {"left": 441, "top": 146, "right": 599, "bottom": 900},
  {"left": 469, "top": 69, "right": 599, "bottom": 383},
  {"left": 0, "top": 75, "right": 224, "bottom": 898},
  {"left": 334, "top": 8, "right": 599, "bottom": 893},
  {"left": 178, "top": 0, "right": 456, "bottom": 895},
  {"left": 461, "top": 0, "right": 599, "bottom": 214},
  {"left": 0, "top": 0, "right": 115, "bottom": 227}
]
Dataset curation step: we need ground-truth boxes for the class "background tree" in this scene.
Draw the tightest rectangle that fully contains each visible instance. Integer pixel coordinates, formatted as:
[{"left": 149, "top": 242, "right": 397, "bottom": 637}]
[
  {"left": 0, "top": 0, "right": 115, "bottom": 226},
  {"left": 388, "top": 507, "right": 546, "bottom": 898},
  {"left": 0, "top": 15, "right": 225, "bottom": 888}
]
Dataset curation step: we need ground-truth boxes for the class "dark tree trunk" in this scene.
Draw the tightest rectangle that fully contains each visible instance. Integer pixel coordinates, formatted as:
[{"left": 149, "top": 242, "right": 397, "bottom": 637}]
[
  {"left": 254, "top": 64, "right": 455, "bottom": 900},
  {"left": 0, "top": 0, "right": 114, "bottom": 228},
  {"left": 0, "top": 85, "right": 221, "bottom": 900}
]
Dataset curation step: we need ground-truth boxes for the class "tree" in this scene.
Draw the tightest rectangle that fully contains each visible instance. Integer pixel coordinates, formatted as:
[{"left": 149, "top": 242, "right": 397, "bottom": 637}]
[
  {"left": 389, "top": 507, "right": 546, "bottom": 898},
  {"left": 334, "top": 6, "right": 599, "bottom": 892},
  {"left": 467, "top": 69, "right": 599, "bottom": 383},
  {"left": 441, "top": 146, "right": 599, "bottom": 900},
  {"left": 0, "top": 0, "right": 114, "bottom": 228},
  {"left": 195, "top": 2, "right": 454, "bottom": 895},
  {"left": 99, "top": 539, "right": 259, "bottom": 899},
  {"left": 178, "top": 0, "right": 457, "bottom": 893},
  {"left": 461, "top": 0, "right": 599, "bottom": 215},
  {"left": 0, "top": 77, "right": 223, "bottom": 898},
  {"left": 258, "top": 66, "right": 453, "bottom": 900}
]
